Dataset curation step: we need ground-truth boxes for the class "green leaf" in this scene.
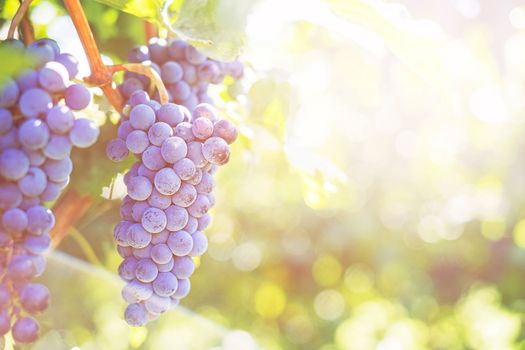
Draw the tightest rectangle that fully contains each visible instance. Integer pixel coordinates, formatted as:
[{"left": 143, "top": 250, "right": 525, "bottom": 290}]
[
  {"left": 0, "top": 46, "right": 35, "bottom": 85},
  {"left": 93, "top": 0, "right": 256, "bottom": 61},
  {"left": 169, "top": 0, "right": 258, "bottom": 61}
]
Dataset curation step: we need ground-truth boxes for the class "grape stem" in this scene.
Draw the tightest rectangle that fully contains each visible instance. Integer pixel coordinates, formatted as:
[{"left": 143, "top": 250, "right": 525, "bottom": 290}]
[
  {"left": 110, "top": 63, "right": 169, "bottom": 104},
  {"left": 144, "top": 21, "right": 157, "bottom": 42},
  {"left": 20, "top": 8, "right": 35, "bottom": 45},
  {"left": 63, "top": 0, "right": 124, "bottom": 112},
  {"left": 7, "top": 0, "right": 32, "bottom": 40},
  {"left": 50, "top": 190, "right": 94, "bottom": 247}
]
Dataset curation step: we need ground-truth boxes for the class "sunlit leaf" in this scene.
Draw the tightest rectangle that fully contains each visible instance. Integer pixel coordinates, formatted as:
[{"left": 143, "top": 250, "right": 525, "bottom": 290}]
[{"left": 0, "top": 46, "right": 35, "bottom": 85}]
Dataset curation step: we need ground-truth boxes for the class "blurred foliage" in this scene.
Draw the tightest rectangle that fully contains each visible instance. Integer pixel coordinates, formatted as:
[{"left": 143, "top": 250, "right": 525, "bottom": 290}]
[{"left": 3, "top": 0, "right": 525, "bottom": 349}]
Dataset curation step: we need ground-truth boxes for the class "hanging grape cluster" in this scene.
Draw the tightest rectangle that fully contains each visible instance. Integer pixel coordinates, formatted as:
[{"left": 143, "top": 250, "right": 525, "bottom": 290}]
[
  {"left": 0, "top": 38, "right": 99, "bottom": 343},
  {"left": 107, "top": 39, "right": 240, "bottom": 326}
]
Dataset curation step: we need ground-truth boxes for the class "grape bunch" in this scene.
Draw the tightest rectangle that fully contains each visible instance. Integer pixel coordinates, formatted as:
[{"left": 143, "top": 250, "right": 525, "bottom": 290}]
[
  {"left": 106, "top": 91, "right": 237, "bottom": 326},
  {"left": 0, "top": 38, "right": 99, "bottom": 344},
  {"left": 119, "top": 37, "right": 243, "bottom": 111}
]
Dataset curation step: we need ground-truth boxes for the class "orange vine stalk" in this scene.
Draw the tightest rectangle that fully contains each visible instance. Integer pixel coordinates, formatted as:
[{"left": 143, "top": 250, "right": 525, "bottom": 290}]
[
  {"left": 63, "top": 0, "right": 124, "bottom": 112},
  {"left": 7, "top": 0, "right": 32, "bottom": 39},
  {"left": 20, "top": 11, "right": 34, "bottom": 44},
  {"left": 144, "top": 21, "right": 157, "bottom": 42}
]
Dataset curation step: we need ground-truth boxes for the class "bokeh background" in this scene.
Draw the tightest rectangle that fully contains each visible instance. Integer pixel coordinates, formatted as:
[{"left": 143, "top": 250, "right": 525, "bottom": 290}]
[{"left": 3, "top": 0, "right": 525, "bottom": 349}]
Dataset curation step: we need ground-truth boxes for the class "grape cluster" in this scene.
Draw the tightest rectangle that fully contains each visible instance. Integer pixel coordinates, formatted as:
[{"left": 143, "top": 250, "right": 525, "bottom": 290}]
[
  {"left": 119, "top": 37, "right": 243, "bottom": 111},
  {"left": 0, "top": 38, "right": 99, "bottom": 343},
  {"left": 107, "top": 91, "right": 237, "bottom": 326}
]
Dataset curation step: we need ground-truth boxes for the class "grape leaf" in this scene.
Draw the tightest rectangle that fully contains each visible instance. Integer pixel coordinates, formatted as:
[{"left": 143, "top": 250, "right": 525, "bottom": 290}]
[{"left": 93, "top": 0, "right": 257, "bottom": 61}]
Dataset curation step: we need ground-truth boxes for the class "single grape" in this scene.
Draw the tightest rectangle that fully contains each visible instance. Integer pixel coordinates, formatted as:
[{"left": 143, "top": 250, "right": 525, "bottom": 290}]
[
  {"left": 126, "top": 130, "right": 150, "bottom": 154},
  {"left": 43, "top": 158, "right": 72, "bottom": 182},
  {"left": 187, "top": 194, "right": 210, "bottom": 218},
  {"left": 184, "top": 216, "right": 198, "bottom": 234},
  {"left": 127, "top": 176, "right": 152, "bottom": 201},
  {"left": 167, "top": 230, "right": 193, "bottom": 256},
  {"left": 46, "top": 106, "right": 74, "bottom": 134},
  {"left": 165, "top": 205, "right": 189, "bottom": 231},
  {"left": 160, "top": 136, "right": 187, "bottom": 164},
  {"left": 142, "top": 145, "right": 166, "bottom": 171},
  {"left": 0, "top": 79, "right": 19, "bottom": 108},
  {"left": 23, "top": 234, "right": 51, "bottom": 254},
  {"left": 106, "top": 138, "right": 129, "bottom": 162},
  {"left": 56, "top": 53, "right": 79, "bottom": 78},
  {"left": 19, "top": 283, "right": 50, "bottom": 314},
  {"left": 154, "top": 167, "right": 181, "bottom": 195},
  {"left": 189, "top": 231, "right": 208, "bottom": 257},
  {"left": 147, "top": 188, "right": 172, "bottom": 210},
  {"left": 11, "top": 317, "right": 39, "bottom": 344},
  {"left": 18, "top": 119, "right": 49, "bottom": 150},
  {"left": 141, "top": 207, "right": 167, "bottom": 234},
  {"left": 150, "top": 243, "right": 172, "bottom": 264},
  {"left": 213, "top": 119, "right": 238, "bottom": 144},
  {"left": 151, "top": 230, "right": 170, "bottom": 245},
  {"left": 16, "top": 70, "right": 39, "bottom": 91},
  {"left": 148, "top": 38, "right": 169, "bottom": 64},
  {"left": 148, "top": 122, "right": 172, "bottom": 146},
  {"left": 202, "top": 136, "right": 231, "bottom": 165},
  {"left": 167, "top": 39, "right": 188, "bottom": 60},
  {"left": 152, "top": 272, "right": 178, "bottom": 297},
  {"left": 43, "top": 134, "right": 71, "bottom": 160},
  {"left": 69, "top": 118, "right": 99, "bottom": 148},
  {"left": 187, "top": 141, "right": 208, "bottom": 168},
  {"left": 65, "top": 84, "right": 91, "bottom": 110},
  {"left": 0, "top": 148, "right": 29, "bottom": 181},
  {"left": 192, "top": 103, "right": 218, "bottom": 122},
  {"left": 197, "top": 214, "right": 211, "bottom": 231},
  {"left": 156, "top": 103, "right": 185, "bottom": 127},
  {"left": 18, "top": 167, "right": 47, "bottom": 197},
  {"left": 120, "top": 77, "right": 145, "bottom": 98},
  {"left": 173, "top": 278, "right": 191, "bottom": 298},
  {"left": 171, "top": 256, "right": 195, "bottom": 279},
  {"left": 129, "top": 104, "right": 156, "bottom": 131},
  {"left": 128, "top": 46, "right": 150, "bottom": 63},
  {"left": 135, "top": 258, "right": 158, "bottom": 283},
  {"left": 171, "top": 183, "right": 197, "bottom": 207},
  {"left": 0, "top": 183, "right": 23, "bottom": 209},
  {"left": 38, "top": 61, "right": 68, "bottom": 92},
  {"left": 173, "top": 158, "right": 196, "bottom": 181},
  {"left": 128, "top": 223, "right": 152, "bottom": 249},
  {"left": 118, "top": 120, "right": 134, "bottom": 140},
  {"left": 168, "top": 81, "right": 191, "bottom": 102},
  {"left": 125, "top": 303, "right": 148, "bottom": 326},
  {"left": 185, "top": 46, "right": 207, "bottom": 65},
  {"left": 18, "top": 88, "right": 52, "bottom": 118}
]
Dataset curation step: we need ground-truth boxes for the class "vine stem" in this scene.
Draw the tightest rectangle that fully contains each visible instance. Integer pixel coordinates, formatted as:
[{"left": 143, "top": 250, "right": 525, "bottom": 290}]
[
  {"left": 20, "top": 10, "right": 34, "bottom": 44},
  {"left": 7, "top": 0, "right": 32, "bottom": 39},
  {"left": 144, "top": 21, "right": 157, "bottom": 42},
  {"left": 63, "top": 0, "right": 124, "bottom": 112}
]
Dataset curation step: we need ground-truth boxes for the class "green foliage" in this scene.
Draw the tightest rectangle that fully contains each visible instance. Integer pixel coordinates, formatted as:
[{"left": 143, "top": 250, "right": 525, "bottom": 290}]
[{"left": 0, "top": 46, "right": 35, "bottom": 85}]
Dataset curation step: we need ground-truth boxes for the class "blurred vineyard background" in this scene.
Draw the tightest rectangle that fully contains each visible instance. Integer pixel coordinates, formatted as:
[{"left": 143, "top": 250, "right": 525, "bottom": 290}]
[{"left": 3, "top": 0, "right": 525, "bottom": 349}]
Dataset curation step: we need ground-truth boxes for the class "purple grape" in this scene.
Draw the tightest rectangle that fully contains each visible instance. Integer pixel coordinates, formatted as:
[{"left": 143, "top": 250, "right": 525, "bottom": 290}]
[
  {"left": 195, "top": 171, "right": 214, "bottom": 194},
  {"left": 171, "top": 183, "right": 197, "bottom": 207},
  {"left": 154, "top": 167, "right": 181, "bottom": 195},
  {"left": 197, "top": 61, "right": 220, "bottom": 82},
  {"left": 131, "top": 201, "right": 149, "bottom": 222},
  {"left": 12, "top": 317, "right": 39, "bottom": 343},
  {"left": 118, "top": 120, "right": 134, "bottom": 140},
  {"left": 19, "top": 283, "right": 50, "bottom": 313},
  {"left": 118, "top": 256, "right": 138, "bottom": 281},
  {"left": 128, "top": 223, "right": 152, "bottom": 248},
  {"left": 187, "top": 141, "right": 208, "bottom": 168},
  {"left": 169, "top": 80, "right": 191, "bottom": 102},
  {"left": 106, "top": 138, "right": 129, "bottom": 162},
  {"left": 129, "top": 90, "right": 150, "bottom": 106},
  {"left": 161, "top": 61, "right": 183, "bottom": 84},
  {"left": 43, "top": 157, "right": 72, "bottom": 182},
  {"left": 184, "top": 46, "right": 207, "bottom": 65},
  {"left": 148, "top": 122, "right": 172, "bottom": 146},
  {"left": 186, "top": 168, "right": 203, "bottom": 186},
  {"left": 165, "top": 205, "right": 189, "bottom": 231},
  {"left": 40, "top": 182, "right": 61, "bottom": 202},
  {"left": 129, "top": 104, "right": 155, "bottom": 131},
  {"left": 18, "top": 88, "right": 52, "bottom": 118},
  {"left": 43, "top": 134, "right": 71, "bottom": 160},
  {"left": 173, "top": 158, "right": 196, "bottom": 181},
  {"left": 0, "top": 108, "right": 12, "bottom": 134},
  {"left": 141, "top": 207, "right": 167, "bottom": 234},
  {"left": 197, "top": 214, "right": 211, "bottom": 231},
  {"left": 0, "top": 128, "right": 18, "bottom": 149},
  {"left": 138, "top": 164, "right": 156, "bottom": 181},
  {"left": 56, "top": 53, "right": 79, "bottom": 78},
  {"left": 24, "top": 234, "right": 51, "bottom": 254},
  {"left": 167, "top": 230, "right": 193, "bottom": 256},
  {"left": 16, "top": 70, "right": 39, "bottom": 91},
  {"left": 144, "top": 293, "right": 171, "bottom": 314},
  {"left": 125, "top": 303, "right": 148, "bottom": 326},
  {"left": 69, "top": 118, "right": 99, "bottom": 148},
  {"left": 184, "top": 216, "right": 198, "bottom": 234},
  {"left": 0, "top": 79, "right": 20, "bottom": 108},
  {"left": 189, "top": 231, "right": 208, "bottom": 257},
  {"left": 150, "top": 243, "right": 172, "bottom": 265},
  {"left": 202, "top": 136, "right": 231, "bottom": 165},
  {"left": 135, "top": 258, "right": 158, "bottom": 283},
  {"left": 0, "top": 183, "right": 22, "bottom": 209},
  {"left": 126, "top": 130, "right": 150, "bottom": 154},
  {"left": 157, "top": 257, "right": 174, "bottom": 272},
  {"left": 38, "top": 61, "right": 68, "bottom": 92},
  {"left": 0, "top": 311, "right": 10, "bottom": 336},
  {"left": 114, "top": 221, "right": 132, "bottom": 247},
  {"left": 147, "top": 188, "right": 172, "bottom": 209},
  {"left": 127, "top": 176, "right": 152, "bottom": 201},
  {"left": 142, "top": 145, "right": 166, "bottom": 171},
  {"left": 160, "top": 136, "right": 187, "bottom": 164},
  {"left": 148, "top": 38, "right": 169, "bottom": 64},
  {"left": 27, "top": 205, "right": 55, "bottom": 235},
  {"left": 151, "top": 230, "right": 170, "bottom": 245},
  {"left": 124, "top": 280, "right": 153, "bottom": 301},
  {"left": 156, "top": 103, "right": 185, "bottom": 127},
  {"left": 172, "top": 256, "right": 195, "bottom": 279},
  {"left": 152, "top": 272, "right": 178, "bottom": 297},
  {"left": 18, "top": 167, "right": 47, "bottom": 197},
  {"left": 64, "top": 84, "right": 91, "bottom": 110},
  {"left": 128, "top": 46, "right": 150, "bottom": 63},
  {"left": 0, "top": 285, "right": 10, "bottom": 308},
  {"left": 173, "top": 278, "right": 191, "bottom": 298},
  {"left": 17, "top": 120, "right": 48, "bottom": 151},
  {"left": 213, "top": 119, "right": 238, "bottom": 144},
  {"left": 120, "top": 77, "right": 144, "bottom": 98},
  {"left": 27, "top": 40, "right": 55, "bottom": 66},
  {"left": 180, "top": 61, "right": 198, "bottom": 85},
  {"left": 187, "top": 194, "right": 210, "bottom": 218},
  {"left": 167, "top": 39, "right": 188, "bottom": 60},
  {"left": 192, "top": 103, "right": 218, "bottom": 122},
  {"left": 192, "top": 117, "right": 214, "bottom": 140},
  {"left": 0, "top": 148, "right": 29, "bottom": 181},
  {"left": 132, "top": 245, "right": 152, "bottom": 259},
  {"left": 46, "top": 106, "right": 74, "bottom": 134}
]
